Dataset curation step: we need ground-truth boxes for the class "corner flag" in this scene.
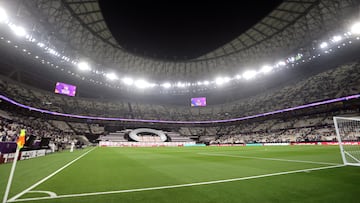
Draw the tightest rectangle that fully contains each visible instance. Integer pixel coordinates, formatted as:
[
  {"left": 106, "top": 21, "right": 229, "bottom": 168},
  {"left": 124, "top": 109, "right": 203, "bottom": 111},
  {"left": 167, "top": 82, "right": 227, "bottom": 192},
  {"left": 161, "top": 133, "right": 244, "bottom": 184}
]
[
  {"left": 3, "top": 129, "right": 26, "bottom": 203},
  {"left": 16, "top": 129, "right": 26, "bottom": 149}
]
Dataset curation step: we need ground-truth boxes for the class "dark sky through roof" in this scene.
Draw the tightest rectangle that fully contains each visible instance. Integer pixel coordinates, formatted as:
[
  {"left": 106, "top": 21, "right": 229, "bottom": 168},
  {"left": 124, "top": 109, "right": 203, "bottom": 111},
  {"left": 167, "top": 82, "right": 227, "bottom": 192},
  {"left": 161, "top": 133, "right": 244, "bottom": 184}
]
[{"left": 99, "top": 1, "right": 283, "bottom": 61}]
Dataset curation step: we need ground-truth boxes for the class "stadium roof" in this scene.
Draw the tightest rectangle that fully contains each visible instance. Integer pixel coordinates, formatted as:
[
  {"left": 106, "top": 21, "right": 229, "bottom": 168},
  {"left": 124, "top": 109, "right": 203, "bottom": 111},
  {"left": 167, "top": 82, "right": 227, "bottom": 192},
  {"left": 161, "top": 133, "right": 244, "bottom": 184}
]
[{"left": 41, "top": 0, "right": 358, "bottom": 79}]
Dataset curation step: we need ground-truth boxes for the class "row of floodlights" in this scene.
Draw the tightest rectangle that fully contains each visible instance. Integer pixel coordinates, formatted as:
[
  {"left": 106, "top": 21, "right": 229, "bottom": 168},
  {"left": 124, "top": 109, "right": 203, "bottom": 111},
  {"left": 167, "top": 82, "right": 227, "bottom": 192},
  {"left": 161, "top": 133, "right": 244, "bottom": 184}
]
[
  {"left": 1, "top": 7, "right": 360, "bottom": 90},
  {"left": 77, "top": 61, "right": 284, "bottom": 89}
]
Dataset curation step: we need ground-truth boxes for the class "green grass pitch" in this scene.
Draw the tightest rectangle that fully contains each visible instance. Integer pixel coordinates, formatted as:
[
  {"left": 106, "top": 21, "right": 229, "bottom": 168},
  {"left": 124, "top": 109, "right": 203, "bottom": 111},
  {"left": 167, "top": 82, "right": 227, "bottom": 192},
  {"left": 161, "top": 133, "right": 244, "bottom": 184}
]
[{"left": 1, "top": 145, "right": 360, "bottom": 203}]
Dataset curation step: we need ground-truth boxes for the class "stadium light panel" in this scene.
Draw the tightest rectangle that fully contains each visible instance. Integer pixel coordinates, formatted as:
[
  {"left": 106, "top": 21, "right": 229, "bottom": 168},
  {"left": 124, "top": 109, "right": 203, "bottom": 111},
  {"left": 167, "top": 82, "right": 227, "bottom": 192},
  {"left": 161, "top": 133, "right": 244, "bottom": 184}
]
[
  {"left": 243, "top": 70, "right": 257, "bottom": 80},
  {"left": 9, "top": 24, "right": 27, "bottom": 37},
  {"left": 320, "top": 42, "right": 328, "bottom": 49},
  {"left": 162, "top": 82, "right": 171, "bottom": 88},
  {"left": 331, "top": 35, "right": 342, "bottom": 42},
  {"left": 277, "top": 61, "right": 286, "bottom": 66},
  {"left": 351, "top": 22, "right": 360, "bottom": 34},
  {"left": 203, "top": 81, "right": 210, "bottom": 85},
  {"left": 288, "top": 57, "right": 295, "bottom": 63},
  {"left": 215, "top": 77, "right": 225, "bottom": 85},
  {"left": 135, "top": 79, "right": 149, "bottom": 89},
  {"left": 77, "top": 61, "right": 91, "bottom": 71},
  {"left": 122, "top": 77, "right": 133, "bottom": 85},
  {"left": 105, "top": 73, "right": 118, "bottom": 80},
  {"left": 235, "top": 74, "right": 242, "bottom": 79},
  {"left": 260, "top": 65, "right": 273, "bottom": 74},
  {"left": 176, "top": 82, "right": 186, "bottom": 88},
  {"left": 0, "top": 8, "right": 8, "bottom": 23},
  {"left": 26, "top": 35, "right": 36, "bottom": 42},
  {"left": 48, "top": 48, "right": 58, "bottom": 56}
]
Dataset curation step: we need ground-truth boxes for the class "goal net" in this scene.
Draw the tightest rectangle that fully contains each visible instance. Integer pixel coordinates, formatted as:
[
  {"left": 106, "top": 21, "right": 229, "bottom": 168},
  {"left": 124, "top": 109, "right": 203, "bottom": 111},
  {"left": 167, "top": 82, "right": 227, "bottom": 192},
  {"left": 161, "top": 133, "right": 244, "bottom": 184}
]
[{"left": 333, "top": 116, "right": 360, "bottom": 166}]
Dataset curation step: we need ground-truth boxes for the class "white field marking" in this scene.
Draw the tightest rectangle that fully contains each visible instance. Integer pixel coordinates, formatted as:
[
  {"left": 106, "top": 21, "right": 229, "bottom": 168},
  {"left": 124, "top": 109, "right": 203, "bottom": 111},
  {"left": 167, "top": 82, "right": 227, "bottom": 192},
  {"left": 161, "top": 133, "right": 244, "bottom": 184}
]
[
  {"left": 8, "top": 164, "right": 344, "bottom": 202},
  {"left": 8, "top": 147, "right": 96, "bottom": 202},
  {"left": 26, "top": 191, "right": 57, "bottom": 198},
  {"left": 198, "top": 152, "right": 340, "bottom": 166}
]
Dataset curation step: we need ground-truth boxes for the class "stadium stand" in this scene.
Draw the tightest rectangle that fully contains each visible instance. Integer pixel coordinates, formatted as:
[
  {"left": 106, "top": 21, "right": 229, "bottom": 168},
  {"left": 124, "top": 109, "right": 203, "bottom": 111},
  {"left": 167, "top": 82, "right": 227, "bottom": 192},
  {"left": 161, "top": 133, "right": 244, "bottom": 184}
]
[
  {"left": 1, "top": 61, "right": 359, "bottom": 122},
  {"left": 98, "top": 131, "right": 129, "bottom": 142},
  {"left": 1, "top": 61, "right": 359, "bottom": 145},
  {"left": 0, "top": 108, "right": 94, "bottom": 151}
]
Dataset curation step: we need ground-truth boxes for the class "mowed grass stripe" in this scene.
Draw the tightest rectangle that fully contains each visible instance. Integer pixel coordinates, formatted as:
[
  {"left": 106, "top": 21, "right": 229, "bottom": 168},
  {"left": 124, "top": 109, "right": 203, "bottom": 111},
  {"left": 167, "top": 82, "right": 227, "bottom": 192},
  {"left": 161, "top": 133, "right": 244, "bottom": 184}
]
[
  {"left": 3, "top": 145, "right": 357, "bottom": 203},
  {"left": 10, "top": 165, "right": 344, "bottom": 203},
  {"left": 0, "top": 148, "right": 95, "bottom": 201},
  {"left": 198, "top": 152, "right": 340, "bottom": 165},
  {"left": 8, "top": 147, "right": 96, "bottom": 202},
  {"left": 13, "top": 165, "right": 360, "bottom": 203},
  {"left": 28, "top": 146, "right": 338, "bottom": 196},
  {"left": 202, "top": 145, "right": 343, "bottom": 164}
]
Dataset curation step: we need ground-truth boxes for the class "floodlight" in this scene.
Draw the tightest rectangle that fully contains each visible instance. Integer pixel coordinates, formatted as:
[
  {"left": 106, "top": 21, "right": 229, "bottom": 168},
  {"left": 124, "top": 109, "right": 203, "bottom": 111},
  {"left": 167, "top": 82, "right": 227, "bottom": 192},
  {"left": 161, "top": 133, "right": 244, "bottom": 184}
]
[
  {"left": 36, "top": 42, "right": 45, "bottom": 48},
  {"left": 350, "top": 22, "right": 360, "bottom": 34},
  {"left": 260, "top": 65, "right": 273, "bottom": 74},
  {"left": 106, "top": 73, "right": 118, "bottom": 80},
  {"left": 162, "top": 82, "right": 171, "bottom": 88},
  {"left": 215, "top": 77, "right": 224, "bottom": 85},
  {"left": 122, "top": 77, "right": 133, "bottom": 85},
  {"left": 0, "top": 8, "right": 8, "bottom": 23},
  {"left": 277, "top": 61, "right": 286, "bottom": 66},
  {"left": 235, "top": 74, "right": 242, "bottom": 79},
  {"left": 331, "top": 35, "right": 342, "bottom": 42},
  {"left": 48, "top": 48, "right": 58, "bottom": 56},
  {"left": 135, "top": 79, "right": 149, "bottom": 88},
  {"left": 27, "top": 35, "right": 36, "bottom": 42},
  {"left": 149, "top": 83, "right": 156, "bottom": 88},
  {"left": 77, "top": 61, "right": 91, "bottom": 71},
  {"left": 203, "top": 81, "right": 210, "bottom": 85},
  {"left": 242, "top": 70, "right": 257, "bottom": 80},
  {"left": 176, "top": 82, "right": 185, "bottom": 88},
  {"left": 9, "top": 24, "right": 27, "bottom": 37},
  {"left": 223, "top": 77, "right": 231, "bottom": 82},
  {"left": 288, "top": 57, "right": 295, "bottom": 63},
  {"left": 197, "top": 81, "right": 202, "bottom": 85},
  {"left": 320, "top": 42, "right": 328, "bottom": 49},
  {"left": 215, "top": 77, "right": 230, "bottom": 85}
]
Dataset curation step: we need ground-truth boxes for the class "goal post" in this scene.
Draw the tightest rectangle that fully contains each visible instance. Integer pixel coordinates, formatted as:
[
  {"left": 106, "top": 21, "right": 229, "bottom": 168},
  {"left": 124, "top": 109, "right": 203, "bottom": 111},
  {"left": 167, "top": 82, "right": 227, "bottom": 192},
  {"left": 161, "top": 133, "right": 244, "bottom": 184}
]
[{"left": 333, "top": 116, "right": 360, "bottom": 166}]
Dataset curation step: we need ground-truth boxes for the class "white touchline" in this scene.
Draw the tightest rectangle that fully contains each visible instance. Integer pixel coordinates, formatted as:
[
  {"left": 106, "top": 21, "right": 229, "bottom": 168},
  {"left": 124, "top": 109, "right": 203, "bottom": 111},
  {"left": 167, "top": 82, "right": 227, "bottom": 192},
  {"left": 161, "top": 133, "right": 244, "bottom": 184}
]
[
  {"left": 7, "top": 164, "right": 344, "bottom": 202},
  {"left": 7, "top": 147, "right": 97, "bottom": 202},
  {"left": 198, "top": 152, "right": 340, "bottom": 166}
]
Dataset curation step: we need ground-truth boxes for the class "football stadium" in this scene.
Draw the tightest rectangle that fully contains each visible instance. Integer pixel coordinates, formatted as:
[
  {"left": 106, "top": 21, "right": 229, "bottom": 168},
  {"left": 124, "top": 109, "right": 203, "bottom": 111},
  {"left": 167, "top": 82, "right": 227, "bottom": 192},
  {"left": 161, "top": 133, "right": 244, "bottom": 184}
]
[{"left": 1, "top": 0, "right": 360, "bottom": 202}]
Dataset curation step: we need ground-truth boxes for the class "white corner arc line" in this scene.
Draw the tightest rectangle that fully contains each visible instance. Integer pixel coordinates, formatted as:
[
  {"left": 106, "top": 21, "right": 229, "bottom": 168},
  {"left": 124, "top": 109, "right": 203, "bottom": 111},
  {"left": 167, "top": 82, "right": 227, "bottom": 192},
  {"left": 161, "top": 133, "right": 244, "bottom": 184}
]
[
  {"left": 8, "top": 147, "right": 96, "bottom": 202},
  {"left": 8, "top": 165, "right": 344, "bottom": 202},
  {"left": 198, "top": 152, "right": 340, "bottom": 166},
  {"left": 26, "top": 191, "right": 57, "bottom": 198}
]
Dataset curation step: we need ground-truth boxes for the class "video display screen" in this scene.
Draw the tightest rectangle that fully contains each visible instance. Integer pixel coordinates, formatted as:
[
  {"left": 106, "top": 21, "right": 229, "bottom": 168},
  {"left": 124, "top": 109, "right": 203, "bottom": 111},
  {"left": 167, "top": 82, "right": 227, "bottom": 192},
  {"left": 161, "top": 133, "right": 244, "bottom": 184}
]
[
  {"left": 191, "top": 97, "right": 206, "bottom": 107},
  {"left": 54, "top": 82, "right": 76, "bottom": 97}
]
